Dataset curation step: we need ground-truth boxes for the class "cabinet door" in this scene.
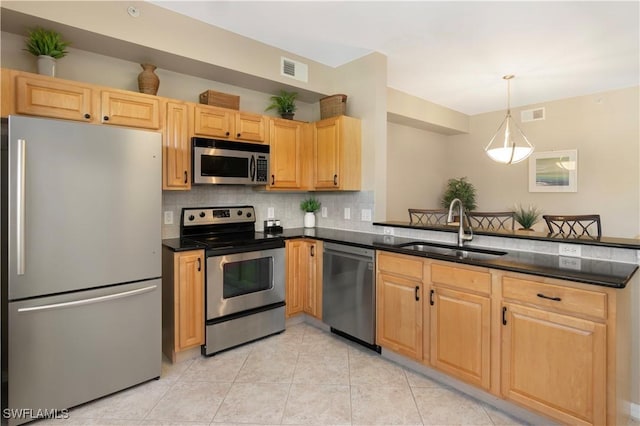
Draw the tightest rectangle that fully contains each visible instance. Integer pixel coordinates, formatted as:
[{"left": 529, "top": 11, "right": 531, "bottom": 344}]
[
  {"left": 235, "top": 111, "right": 266, "bottom": 142},
  {"left": 163, "top": 101, "right": 191, "bottom": 190},
  {"left": 101, "top": 90, "right": 160, "bottom": 129},
  {"left": 193, "top": 104, "right": 233, "bottom": 138},
  {"left": 430, "top": 286, "right": 491, "bottom": 390},
  {"left": 501, "top": 303, "right": 606, "bottom": 426},
  {"left": 376, "top": 272, "right": 423, "bottom": 359},
  {"left": 285, "top": 240, "right": 306, "bottom": 318},
  {"left": 270, "top": 118, "right": 302, "bottom": 188},
  {"left": 304, "top": 240, "right": 323, "bottom": 319},
  {"left": 314, "top": 117, "right": 340, "bottom": 189},
  {"left": 175, "top": 251, "right": 205, "bottom": 351},
  {"left": 15, "top": 75, "right": 94, "bottom": 122}
]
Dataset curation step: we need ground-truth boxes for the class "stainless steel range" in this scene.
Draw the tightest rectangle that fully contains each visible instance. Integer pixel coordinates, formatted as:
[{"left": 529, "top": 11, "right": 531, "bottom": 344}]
[{"left": 180, "top": 206, "right": 285, "bottom": 356}]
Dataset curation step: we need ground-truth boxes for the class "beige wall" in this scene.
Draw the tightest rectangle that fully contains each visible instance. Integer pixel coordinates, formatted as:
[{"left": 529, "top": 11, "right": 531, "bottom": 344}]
[
  {"left": 386, "top": 122, "right": 449, "bottom": 221},
  {"left": 441, "top": 87, "right": 639, "bottom": 237}
]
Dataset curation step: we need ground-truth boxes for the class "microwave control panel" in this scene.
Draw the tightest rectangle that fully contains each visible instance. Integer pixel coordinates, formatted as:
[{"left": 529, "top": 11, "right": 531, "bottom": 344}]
[{"left": 256, "top": 156, "right": 268, "bottom": 183}]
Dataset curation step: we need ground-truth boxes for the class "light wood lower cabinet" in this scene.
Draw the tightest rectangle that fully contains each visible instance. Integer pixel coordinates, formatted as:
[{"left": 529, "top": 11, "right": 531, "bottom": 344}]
[
  {"left": 162, "top": 248, "right": 205, "bottom": 362},
  {"left": 376, "top": 252, "right": 424, "bottom": 359},
  {"left": 375, "top": 253, "right": 631, "bottom": 426},
  {"left": 285, "top": 239, "right": 322, "bottom": 319}
]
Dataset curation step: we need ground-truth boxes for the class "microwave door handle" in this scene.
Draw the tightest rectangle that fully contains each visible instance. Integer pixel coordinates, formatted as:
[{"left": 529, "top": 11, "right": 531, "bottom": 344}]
[{"left": 250, "top": 155, "right": 256, "bottom": 182}]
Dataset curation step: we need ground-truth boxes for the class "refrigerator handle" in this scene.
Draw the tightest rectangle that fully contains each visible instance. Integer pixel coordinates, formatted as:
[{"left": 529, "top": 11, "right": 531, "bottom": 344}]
[
  {"left": 17, "top": 284, "right": 158, "bottom": 313},
  {"left": 16, "top": 138, "right": 26, "bottom": 275}
]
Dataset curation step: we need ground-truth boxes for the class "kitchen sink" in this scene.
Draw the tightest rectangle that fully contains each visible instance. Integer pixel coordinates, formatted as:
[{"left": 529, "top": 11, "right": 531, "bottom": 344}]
[{"left": 395, "top": 242, "right": 507, "bottom": 261}]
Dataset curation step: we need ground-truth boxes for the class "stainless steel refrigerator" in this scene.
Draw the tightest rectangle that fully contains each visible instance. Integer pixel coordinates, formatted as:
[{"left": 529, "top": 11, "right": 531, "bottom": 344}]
[{"left": 1, "top": 115, "right": 162, "bottom": 425}]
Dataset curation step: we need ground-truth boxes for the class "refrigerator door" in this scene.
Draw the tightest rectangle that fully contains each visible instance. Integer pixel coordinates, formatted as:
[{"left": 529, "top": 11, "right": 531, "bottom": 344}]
[
  {"left": 8, "top": 280, "right": 161, "bottom": 425},
  {"left": 7, "top": 116, "right": 161, "bottom": 300}
]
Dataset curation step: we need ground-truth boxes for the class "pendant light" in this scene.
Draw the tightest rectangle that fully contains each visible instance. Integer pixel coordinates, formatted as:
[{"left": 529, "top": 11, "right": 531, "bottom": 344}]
[{"left": 484, "top": 75, "right": 534, "bottom": 164}]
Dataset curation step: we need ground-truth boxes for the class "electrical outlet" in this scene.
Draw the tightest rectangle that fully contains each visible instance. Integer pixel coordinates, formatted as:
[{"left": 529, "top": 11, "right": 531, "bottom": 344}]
[
  {"left": 559, "top": 256, "right": 582, "bottom": 270},
  {"left": 321, "top": 207, "right": 328, "bottom": 218},
  {"left": 267, "top": 207, "right": 275, "bottom": 219},
  {"left": 383, "top": 227, "right": 394, "bottom": 235},
  {"left": 344, "top": 207, "right": 351, "bottom": 220},
  {"left": 163, "top": 211, "right": 173, "bottom": 225},
  {"left": 558, "top": 243, "right": 581, "bottom": 257},
  {"left": 361, "top": 209, "right": 372, "bottom": 221}
]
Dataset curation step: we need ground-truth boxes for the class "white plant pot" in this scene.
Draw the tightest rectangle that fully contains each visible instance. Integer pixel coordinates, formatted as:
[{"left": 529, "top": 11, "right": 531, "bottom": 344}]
[
  {"left": 37, "top": 55, "right": 56, "bottom": 77},
  {"left": 303, "top": 212, "right": 316, "bottom": 228}
]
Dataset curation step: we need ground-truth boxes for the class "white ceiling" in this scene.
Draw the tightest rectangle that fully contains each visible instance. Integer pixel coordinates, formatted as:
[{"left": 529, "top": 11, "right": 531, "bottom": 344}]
[{"left": 152, "top": 1, "right": 639, "bottom": 115}]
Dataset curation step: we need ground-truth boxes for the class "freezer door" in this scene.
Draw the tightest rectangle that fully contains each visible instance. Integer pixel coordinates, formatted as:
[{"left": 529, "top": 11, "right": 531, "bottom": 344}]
[
  {"left": 7, "top": 280, "right": 161, "bottom": 424},
  {"left": 7, "top": 116, "right": 161, "bottom": 300}
]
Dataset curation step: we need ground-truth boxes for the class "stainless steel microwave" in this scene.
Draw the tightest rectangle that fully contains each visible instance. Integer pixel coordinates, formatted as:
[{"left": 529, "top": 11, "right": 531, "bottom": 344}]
[{"left": 192, "top": 137, "right": 270, "bottom": 185}]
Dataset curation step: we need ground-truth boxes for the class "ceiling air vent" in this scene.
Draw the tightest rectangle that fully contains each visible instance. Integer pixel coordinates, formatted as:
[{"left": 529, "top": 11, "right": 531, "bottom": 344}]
[
  {"left": 280, "top": 57, "right": 308, "bottom": 82},
  {"left": 521, "top": 107, "right": 545, "bottom": 122}
]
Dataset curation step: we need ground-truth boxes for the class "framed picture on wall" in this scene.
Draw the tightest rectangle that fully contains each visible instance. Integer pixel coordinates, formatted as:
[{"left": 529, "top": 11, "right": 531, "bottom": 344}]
[{"left": 528, "top": 150, "right": 578, "bottom": 192}]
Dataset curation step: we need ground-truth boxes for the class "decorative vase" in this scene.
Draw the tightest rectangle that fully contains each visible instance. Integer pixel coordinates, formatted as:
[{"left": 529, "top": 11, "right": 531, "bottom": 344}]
[
  {"left": 137, "top": 63, "right": 159, "bottom": 95},
  {"left": 37, "top": 55, "right": 56, "bottom": 77},
  {"left": 303, "top": 212, "right": 316, "bottom": 228}
]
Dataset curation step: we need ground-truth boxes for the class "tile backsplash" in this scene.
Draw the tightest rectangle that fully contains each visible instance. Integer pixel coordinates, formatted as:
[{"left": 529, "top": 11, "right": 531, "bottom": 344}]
[{"left": 161, "top": 187, "right": 375, "bottom": 239}]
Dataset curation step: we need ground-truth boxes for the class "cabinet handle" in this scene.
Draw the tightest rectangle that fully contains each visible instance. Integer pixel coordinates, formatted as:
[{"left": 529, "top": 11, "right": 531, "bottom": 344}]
[
  {"left": 197, "top": 258, "right": 201, "bottom": 271},
  {"left": 415, "top": 286, "right": 420, "bottom": 301},
  {"left": 237, "top": 133, "right": 241, "bottom": 138},
  {"left": 184, "top": 171, "right": 188, "bottom": 184},
  {"left": 103, "top": 116, "right": 109, "bottom": 121},
  {"left": 225, "top": 131, "right": 230, "bottom": 136},
  {"left": 502, "top": 306, "right": 507, "bottom": 325},
  {"left": 536, "top": 293, "right": 562, "bottom": 302},
  {"left": 84, "top": 113, "right": 91, "bottom": 119},
  {"left": 333, "top": 174, "right": 338, "bottom": 186},
  {"left": 429, "top": 289, "right": 434, "bottom": 306},
  {"left": 310, "top": 246, "right": 315, "bottom": 257},
  {"left": 271, "top": 174, "right": 275, "bottom": 185}
]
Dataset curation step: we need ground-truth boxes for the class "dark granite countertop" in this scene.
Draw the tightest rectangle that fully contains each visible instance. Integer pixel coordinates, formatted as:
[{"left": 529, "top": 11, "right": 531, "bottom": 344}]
[{"left": 163, "top": 227, "right": 638, "bottom": 288}]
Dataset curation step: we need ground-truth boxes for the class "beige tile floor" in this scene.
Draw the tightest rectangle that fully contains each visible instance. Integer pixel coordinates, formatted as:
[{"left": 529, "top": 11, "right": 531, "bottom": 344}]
[{"left": 35, "top": 323, "right": 638, "bottom": 426}]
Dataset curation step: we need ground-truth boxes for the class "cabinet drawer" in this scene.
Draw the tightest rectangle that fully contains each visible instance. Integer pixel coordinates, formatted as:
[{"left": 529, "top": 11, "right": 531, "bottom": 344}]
[
  {"left": 377, "top": 252, "right": 423, "bottom": 281},
  {"left": 502, "top": 276, "right": 607, "bottom": 320},
  {"left": 431, "top": 263, "right": 491, "bottom": 295}
]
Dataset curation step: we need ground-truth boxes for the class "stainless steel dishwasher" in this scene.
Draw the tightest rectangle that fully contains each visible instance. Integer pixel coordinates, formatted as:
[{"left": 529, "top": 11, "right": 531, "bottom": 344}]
[{"left": 322, "top": 242, "right": 379, "bottom": 352}]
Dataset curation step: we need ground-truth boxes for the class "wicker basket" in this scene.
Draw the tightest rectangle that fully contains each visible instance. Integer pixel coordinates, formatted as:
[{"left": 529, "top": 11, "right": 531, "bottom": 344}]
[
  {"left": 199, "top": 90, "right": 240, "bottom": 110},
  {"left": 319, "top": 94, "right": 347, "bottom": 119}
]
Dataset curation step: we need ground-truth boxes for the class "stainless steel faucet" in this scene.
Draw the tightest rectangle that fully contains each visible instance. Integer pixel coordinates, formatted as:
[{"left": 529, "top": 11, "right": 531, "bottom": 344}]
[{"left": 447, "top": 198, "right": 473, "bottom": 247}]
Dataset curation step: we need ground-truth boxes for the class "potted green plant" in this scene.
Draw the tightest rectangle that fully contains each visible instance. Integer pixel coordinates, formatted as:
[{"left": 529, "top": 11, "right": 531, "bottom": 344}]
[
  {"left": 514, "top": 204, "right": 542, "bottom": 231},
  {"left": 440, "top": 177, "right": 477, "bottom": 212},
  {"left": 300, "top": 197, "right": 321, "bottom": 228},
  {"left": 24, "top": 27, "right": 70, "bottom": 77},
  {"left": 265, "top": 90, "right": 298, "bottom": 119}
]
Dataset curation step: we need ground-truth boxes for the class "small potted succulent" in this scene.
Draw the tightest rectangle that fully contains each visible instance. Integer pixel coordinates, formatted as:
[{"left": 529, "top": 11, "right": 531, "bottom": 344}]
[
  {"left": 440, "top": 177, "right": 477, "bottom": 213},
  {"left": 300, "top": 197, "right": 321, "bottom": 228},
  {"left": 265, "top": 90, "right": 298, "bottom": 119},
  {"left": 514, "top": 204, "right": 542, "bottom": 231},
  {"left": 24, "top": 27, "right": 70, "bottom": 77}
]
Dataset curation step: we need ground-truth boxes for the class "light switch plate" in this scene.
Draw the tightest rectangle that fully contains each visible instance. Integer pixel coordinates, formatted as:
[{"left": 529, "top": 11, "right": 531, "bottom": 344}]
[
  {"left": 558, "top": 243, "right": 581, "bottom": 257},
  {"left": 344, "top": 207, "right": 351, "bottom": 220},
  {"left": 361, "top": 209, "right": 372, "bottom": 221},
  {"left": 163, "top": 211, "right": 173, "bottom": 225},
  {"left": 321, "top": 207, "right": 328, "bottom": 218},
  {"left": 267, "top": 207, "right": 275, "bottom": 219}
]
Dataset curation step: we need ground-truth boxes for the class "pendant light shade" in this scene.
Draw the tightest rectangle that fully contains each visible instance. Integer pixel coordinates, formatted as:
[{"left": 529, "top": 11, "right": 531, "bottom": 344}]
[{"left": 484, "top": 75, "right": 534, "bottom": 164}]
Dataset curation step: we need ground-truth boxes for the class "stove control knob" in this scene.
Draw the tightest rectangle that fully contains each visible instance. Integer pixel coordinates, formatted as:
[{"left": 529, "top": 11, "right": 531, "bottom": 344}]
[
  {"left": 246, "top": 212, "right": 252, "bottom": 218},
  {"left": 188, "top": 215, "right": 195, "bottom": 221},
  {"left": 199, "top": 211, "right": 206, "bottom": 218},
  {"left": 237, "top": 210, "right": 243, "bottom": 216}
]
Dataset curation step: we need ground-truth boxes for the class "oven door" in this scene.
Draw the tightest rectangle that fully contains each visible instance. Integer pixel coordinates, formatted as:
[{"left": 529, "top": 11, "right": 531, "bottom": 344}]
[{"left": 206, "top": 247, "right": 285, "bottom": 319}]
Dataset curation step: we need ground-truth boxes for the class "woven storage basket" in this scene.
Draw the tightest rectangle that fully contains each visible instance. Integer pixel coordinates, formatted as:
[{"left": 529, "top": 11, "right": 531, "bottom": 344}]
[
  {"left": 199, "top": 90, "right": 240, "bottom": 110},
  {"left": 320, "top": 94, "right": 347, "bottom": 119}
]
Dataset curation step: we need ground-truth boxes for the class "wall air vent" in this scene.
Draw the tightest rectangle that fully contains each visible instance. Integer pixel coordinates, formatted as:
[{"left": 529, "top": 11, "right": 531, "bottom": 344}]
[
  {"left": 521, "top": 107, "right": 545, "bottom": 122},
  {"left": 280, "top": 57, "right": 308, "bottom": 82}
]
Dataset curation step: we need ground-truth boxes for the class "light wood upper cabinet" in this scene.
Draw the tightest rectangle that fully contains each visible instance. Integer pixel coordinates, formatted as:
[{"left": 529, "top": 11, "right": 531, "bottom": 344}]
[
  {"left": 235, "top": 111, "right": 267, "bottom": 143},
  {"left": 193, "top": 104, "right": 234, "bottom": 138},
  {"left": 314, "top": 115, "right": 361, "bottom": 190},
  {"left": 100, "top": 89, "right": 161, "bottom": 129},
  {"left": 14, "top": 74, "right": 94, "bottom": 122},
  {"left": 376, "top": 251, "right": 424, "bottom": 359},
  {"left": 285, "top": 239, "right": 322, "bottom": 319},
  {"left": 428, "top": 263, "right": 492, "bottom": 390},
  {"left": 501, "top": 302, "right": 606, "bottom": 426},
  {"left": 163, "top": 101, "right": 191, "bottom": 190},
  {"left": 268, "top": 118, "right": 312, "bottom": 190},
  {"left": 162, "top": 248, "right": 205, "bottom": 363}
]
